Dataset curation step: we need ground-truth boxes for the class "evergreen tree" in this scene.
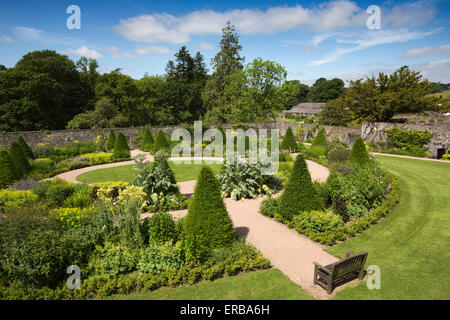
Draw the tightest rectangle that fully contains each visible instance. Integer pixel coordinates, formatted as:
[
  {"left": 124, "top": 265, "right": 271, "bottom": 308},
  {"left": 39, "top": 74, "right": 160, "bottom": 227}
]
[
  {"left": 0, "top": 149, "right": 17, "bottom": 188},
  {"left": 9, "top": 141, "right": 31, "bottom": 177},
  {"left": 106, "top": 130, "right": 116, "bottom": 152},
  {"left": 184, "top": 166, "right": 234, "bottom": 248},
  {"left": 279, "top": 154, "right": 322, "bottom": 220},
  {"left": 348, "top": 137, "right": 370, "bottom": 167},
  {"left": 142, "top": 128, "right": 154, "bottom": 152},
  {"left": 153, "top": 130, "right": 169, "bottom": 153},
  {"left": 280, "top": 127, "right": 297, "bottom": 152},
  {"left": 113, "top": 132, "right": 130, "bottom": 159},
  {"left": 311, "top": 128, "right": 327, "bottom": 147},
  {"left": 16, "top": 136, "right": 35, "bottom": 159}
]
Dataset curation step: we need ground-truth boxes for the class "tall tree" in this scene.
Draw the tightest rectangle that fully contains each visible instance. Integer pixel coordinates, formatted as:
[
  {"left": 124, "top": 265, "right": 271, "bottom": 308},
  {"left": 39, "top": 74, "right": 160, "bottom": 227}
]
[{"left": 307, "top": 77, "right": 345, "bottom": 102}]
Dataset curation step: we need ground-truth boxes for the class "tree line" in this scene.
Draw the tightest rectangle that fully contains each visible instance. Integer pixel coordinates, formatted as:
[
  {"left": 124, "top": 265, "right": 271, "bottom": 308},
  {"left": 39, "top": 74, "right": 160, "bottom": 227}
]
[{"left": 0, "top": 21, "right": 444, "bottom": 132}]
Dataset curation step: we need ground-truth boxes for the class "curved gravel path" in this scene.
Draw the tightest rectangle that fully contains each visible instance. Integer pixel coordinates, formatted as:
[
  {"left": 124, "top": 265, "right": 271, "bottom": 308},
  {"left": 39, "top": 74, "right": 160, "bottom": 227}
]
[{"left": 53, "top": 150, "right": 337, "bottom": 299}]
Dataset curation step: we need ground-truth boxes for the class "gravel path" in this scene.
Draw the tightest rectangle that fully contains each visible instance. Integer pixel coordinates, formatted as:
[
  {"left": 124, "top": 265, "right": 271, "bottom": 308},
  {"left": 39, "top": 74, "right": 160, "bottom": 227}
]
[{"left": 53, "top": 150, "right": 337, "bottom": 299}]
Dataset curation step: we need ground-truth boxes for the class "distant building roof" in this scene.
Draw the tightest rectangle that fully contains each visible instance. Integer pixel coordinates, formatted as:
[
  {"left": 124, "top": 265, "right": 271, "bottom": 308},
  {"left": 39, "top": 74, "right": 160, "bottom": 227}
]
[{"left": 283, "top": 102, "right": 325, "bottom": 114}]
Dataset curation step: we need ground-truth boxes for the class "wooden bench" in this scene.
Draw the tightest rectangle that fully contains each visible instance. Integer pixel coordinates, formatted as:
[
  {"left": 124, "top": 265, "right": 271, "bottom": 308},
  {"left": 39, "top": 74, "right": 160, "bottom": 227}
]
[{"left": 313, "top": 251, "right": 368, "bottom": 294}]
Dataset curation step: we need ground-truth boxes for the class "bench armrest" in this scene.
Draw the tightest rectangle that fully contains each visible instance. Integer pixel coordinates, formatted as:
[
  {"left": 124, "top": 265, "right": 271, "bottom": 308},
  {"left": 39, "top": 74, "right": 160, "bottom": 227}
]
[
  {"left": 314, "top": 262, "right": 330, "bottom": 275},
  {"left": 345, "top": 251, "right": 355, "bottom": 259}
]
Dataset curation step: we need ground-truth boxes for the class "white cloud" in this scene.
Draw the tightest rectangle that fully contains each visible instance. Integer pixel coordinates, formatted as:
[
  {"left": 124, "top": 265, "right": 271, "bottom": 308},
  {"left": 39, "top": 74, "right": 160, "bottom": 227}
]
[
  {"left": 198, "top": 42, "right": 215, "bottom": 50},
  {"left": 135, "top": 45, "right": 171, "bottom": 55},
  {"left": 0, "top": 35, "right": 13, "bottom": 43},
  {"left": 403, "top": 44, "right": 450, "bottom": 58},
  {"left": 64, "top": 46, "right": 103, "bottom": 59},
  {"left": 412, "top": 59, "right": 450, "bottom": 83},
  {"left": 105, "top": 47, "right": 138, "bottom": 59},
  {"left": 114, "top": 1, "right": 369, "bottom": 44},
  {"left": 13, "top": 26, "right": 44, "bottom": 41},
  {"left": 308, "top": 29, "right": 440, "bottom": 66}
]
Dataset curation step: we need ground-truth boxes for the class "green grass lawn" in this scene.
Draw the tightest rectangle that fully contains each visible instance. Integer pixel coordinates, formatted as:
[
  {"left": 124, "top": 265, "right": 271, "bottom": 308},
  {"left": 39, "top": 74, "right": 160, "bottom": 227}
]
[
  {"left": 328, "top": 156, "right": 450, "bottom": 300},
  {"left": 76, "top": 161, "right": 223, "bottom": 184},
  {"left": 107, "top": 269, "right": 313, "bottom": 300}
]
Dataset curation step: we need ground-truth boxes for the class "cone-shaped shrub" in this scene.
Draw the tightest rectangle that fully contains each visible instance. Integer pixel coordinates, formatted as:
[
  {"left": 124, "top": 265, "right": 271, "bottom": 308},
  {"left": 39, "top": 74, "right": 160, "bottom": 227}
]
[
  {"left": 281, "top": 127, "right": 297, "bottom": 152},
  {"left": 142, "top": 128, "right": 154, "bottom": 152},
  {"left": 17, "top": 136, "right": 35, "bottom": 159},
  {"left": 311, "top": 128, "right": 327, "bottom": 147},
  {"left": 0, "top": 149, "right": 17, "bottom": 188},
  {"left": 279, "top": 154, "right": 322, "bottom": 220},
  {"left": 348, "top": 137, "right": 370, "bottom": 167},
  {"left": 113, "top": 132, "right": 130, "bottom": 159},
  {"left": 153, "top": 130, "right": 169, "bottom": 153},
  {"left": 184, "top": 166, "right": 234, "bottom": 248},
  {"left": 9, "top": 141, "right": 31, "bottom": 177},
  {"left": 106, "top": 130, "right": 116, "bottom": 152}
]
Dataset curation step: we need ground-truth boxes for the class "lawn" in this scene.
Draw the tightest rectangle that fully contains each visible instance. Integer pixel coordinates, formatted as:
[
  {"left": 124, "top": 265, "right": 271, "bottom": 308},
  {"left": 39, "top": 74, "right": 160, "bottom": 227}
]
[
  {"left": 76, "top": 160, "right": 223, "bottom": 184},
  {"left": 108, "top": 269, "right": 313, "bottom": 300},
  {"left": 328, "top": 156, "right": 450, "bottom": 299}
]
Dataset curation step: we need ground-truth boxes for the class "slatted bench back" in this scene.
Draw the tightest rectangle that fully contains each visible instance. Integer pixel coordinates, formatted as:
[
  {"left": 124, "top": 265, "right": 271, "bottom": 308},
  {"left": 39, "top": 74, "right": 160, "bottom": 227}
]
[{"left": 330, "top": 253, "right": 368, "bottom": 280}]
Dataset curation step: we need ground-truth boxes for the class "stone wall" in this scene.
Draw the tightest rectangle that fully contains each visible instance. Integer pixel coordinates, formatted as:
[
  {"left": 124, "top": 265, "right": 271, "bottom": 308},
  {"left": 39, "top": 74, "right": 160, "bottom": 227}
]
[{"left": 1, "top": 121, "right": 448, "bottom": 158}]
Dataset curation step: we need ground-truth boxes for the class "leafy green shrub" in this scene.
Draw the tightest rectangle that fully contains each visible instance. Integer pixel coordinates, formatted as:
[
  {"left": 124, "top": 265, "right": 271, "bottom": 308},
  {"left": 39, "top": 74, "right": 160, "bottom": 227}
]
[
  {"left": 259, "top": 197, "right": 279, "bottom": 218},
  {"left": 30, "top": 158, "right": 55, "bottom": 178},
  {"left": 91, "top": 181, "right": 129, "bottom": 188},
  {"left": 86, "top": 242, "right": 139, "bottom": 277},
  {"left": 442, "top": 154, "right": 450, "bottom": 161},
  {"left": 293, "top": 209, "right": 344, "bottom": 235},
  {"left": 280, "top": 127, "right": 297, "bottom": 152},
  {"left": 17, "top": 136, "right": 35, "bottom": 159},
  {"left": 296, "top": 124, "right": 305, "bottom": 141},
  {"left": 142, "top": 128, "right": 154, "bottom": 152},
  {"left": 137, "top": 242, "right": 185, "bottom": 275},
  {"left": 34, "top": 142, "right": 55, "bottom": 159},
  {"left": 184, "top": 166, "right": 234, "bottom": 249},
  {"left": 278, "top": 154, "right": 322, "bottom": 220},
  {"left": 148, "top": 212, "right": 176, "bottom": 244},
  {"left": 113, "top": 132, "right": 130, "bottom": 160},
  {"left": 386, "top": 128, "right": 432, "bottom": 150},
  {"left": 348, "top": 137, "right": 370, "bottom": 167},
  {"left": 32, "top": 180, "right": 77, "bottom": 207},
  {"left": 106, "top": 130, "right": 116, "bottom": 152},
  {"left": 0, "top": 150, "right": 17, "bottom": 188},
  {"left": 219, "top": 159, "right": 281, "bottom": 200},
  {"left": 153, "top": 130, "right": 169, "bottom": 153},
  {"left": 79, "top": 153, "right": 114, "bottom": 165},
  {"left": 9, "top": 141, "right": 31, "bottom": 177},
  {"left": 311, "top": 128, "right": 327, "bottom": 147},
  {"left": 328, "top": 148, "right": 351, "bottom": 164},
  {"left": 0, "top": 189, "right": 38, "bottom": 209},
  {"left": 310, "top": 145, "right": 326, "bottom": 158},
  {"left": 49, "top": 207, "right": 96, "bottom": 229},
  {"left": 0, "top": 212, "right": 96, "bottom": 287},
  {"left": 62, "top": 187, "right": 93, "bottom": 208}
]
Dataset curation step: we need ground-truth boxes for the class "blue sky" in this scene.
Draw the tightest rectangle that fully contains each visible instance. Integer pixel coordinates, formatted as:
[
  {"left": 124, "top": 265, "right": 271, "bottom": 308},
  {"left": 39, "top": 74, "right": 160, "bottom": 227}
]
[{"left": 0, "top": 0, "right": 449, "bottom": 84}]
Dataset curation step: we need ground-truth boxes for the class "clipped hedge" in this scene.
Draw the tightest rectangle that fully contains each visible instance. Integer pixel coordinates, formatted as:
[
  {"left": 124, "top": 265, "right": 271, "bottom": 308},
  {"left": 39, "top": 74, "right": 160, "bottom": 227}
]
[
  {"left": 106, "top": 130, "right": 116, "bottom": 152},
  {"left": 348, "top": 137, "right": 370, "bottom": 167},
  {"left": 0, "top": 150, "right": 17, "bottom": 189},
  {"left": 142, "top": 128, "right": 154, "bottom": 152},
  {"left": 153, "top": 130, "right": 169, "bottom": 153},
  {"left": 311, "top": 128, "right": 327, "bottom": 147},
  {"left": 9, "top": 141, "right": 31, "bottom": 177},
  {"left": 280, "top": 127, "right": 297, "bottom": 152},
  {"left": 17, "top": 136, "right": 35, "bottom": 159},
  {"left": 278, "top": 154, "right": 323, "bottom": 220},
  {"left": 184, "top": 166, "right": 234, "bottom": 248},
  {"left": 113, "top": 132, "right": 130, "bottom": 160}
]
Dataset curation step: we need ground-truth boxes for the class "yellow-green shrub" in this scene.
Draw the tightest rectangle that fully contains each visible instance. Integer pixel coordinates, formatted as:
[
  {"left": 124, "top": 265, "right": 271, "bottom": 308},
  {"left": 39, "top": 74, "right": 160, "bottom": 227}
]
[
  {"left": 79, "top": 153, "right": 114, "bottom": 165},
  {"left": 49, "top": 207, "right": 96, "bottom": 229},
  {"left": 0, "top": 189, "right": 38, "bottom": 208}
]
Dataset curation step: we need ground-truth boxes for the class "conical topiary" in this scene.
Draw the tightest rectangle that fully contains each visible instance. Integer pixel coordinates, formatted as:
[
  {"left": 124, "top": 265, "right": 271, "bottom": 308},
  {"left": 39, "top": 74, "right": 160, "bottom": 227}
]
[
  {"left": 106, "top": 130, "right": 116, "bottom": 152},
  {"left": 9, "top": 141, "right": 31, "bottom": 177},
  {"left": 153, "top": 130, "right": 169, "bottom": 154},
  {"left": 281, "top": 127, "right": 297, "bottom": 152},
  {"left": 0, "top": 149, "right": 17, "bottom": 188},
  {"left": 311, "top": 128, "right": 327, "bottom": 147},
  {"left": 348, "top": 137, "right": 370, "bottom": 167},
  {"left": 142, "top": 128, "right": 154, "bottom": 152},
  {"left": 17, "top": 136, "right": 35, "bottom": 159},
  {"left": 279, "top": 154, "right": 322, "bottom": 220},
  {"left": 184, "top": 166, "right": 234, "bottom": 248},
  {"left": 113, "top": 132, "right": 130, "bottom": 159}
]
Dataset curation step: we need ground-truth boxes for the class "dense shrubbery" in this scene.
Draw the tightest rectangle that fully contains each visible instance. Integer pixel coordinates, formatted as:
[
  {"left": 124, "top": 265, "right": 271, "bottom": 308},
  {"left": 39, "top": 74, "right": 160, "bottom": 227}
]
[
  {"left": 106, "top": 130, "right": 116, "bottom": 152},
  {"left": 219, "top": 158, "right": 281, "bottom": 200},
  {"left": 280, "top": 127, "right": 297, "bottom": 152},
  {"left": 153, "top": 130, "right": 169, "bottom": 154},
  {"left": 348, "top": 137, "right": 371, "bottom": 167},
  {"left": 142, "top": 128, "right": 154, "bottom": 152},
  {"left": 0, "top": 150, "right": 17, "bottom": 189}
]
